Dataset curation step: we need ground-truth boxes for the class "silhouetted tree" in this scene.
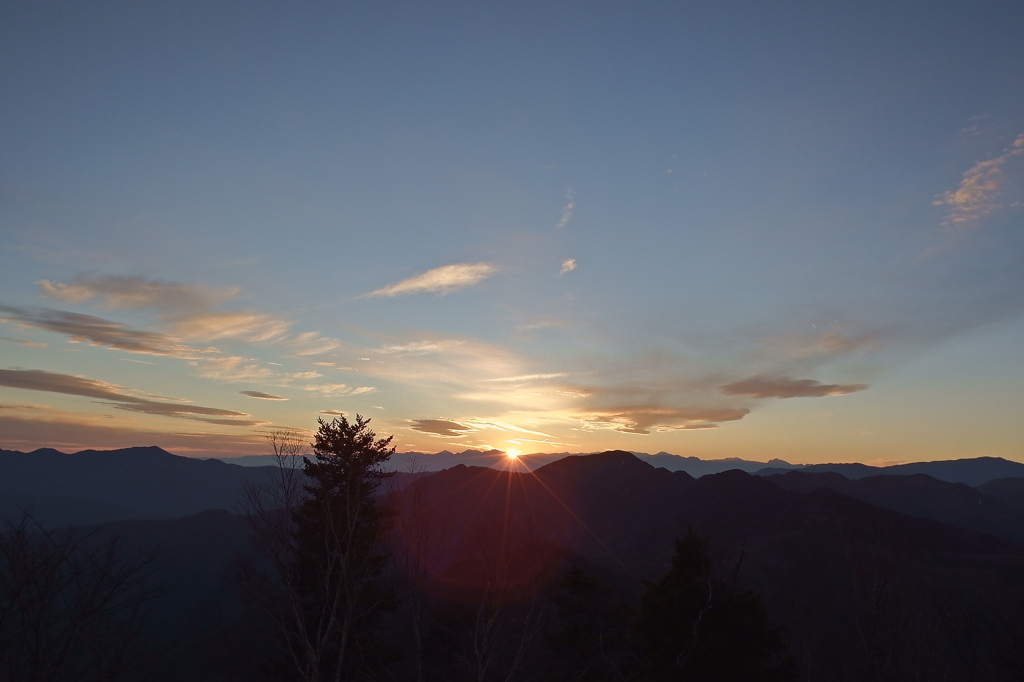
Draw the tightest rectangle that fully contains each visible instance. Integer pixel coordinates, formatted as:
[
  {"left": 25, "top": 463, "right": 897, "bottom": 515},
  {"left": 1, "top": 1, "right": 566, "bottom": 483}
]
[
  {"left": 238, "top": 417, "right": 395, "bottom": 682},
  {"left": 0, "top": 511, "right": 159, "bottom": 682},
  {"left": 635, "top": 530, "right": 796, "bottom": 682},
  {"left": 545, "top": 565, "right": 635, "bottom": 681}
]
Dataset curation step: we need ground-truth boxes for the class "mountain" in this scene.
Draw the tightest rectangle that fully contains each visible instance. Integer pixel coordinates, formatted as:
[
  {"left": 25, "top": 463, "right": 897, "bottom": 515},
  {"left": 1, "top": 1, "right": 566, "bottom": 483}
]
[
  {"left": 977, "top": 477, "right": 1024, "bottom": 517},
  {"left": 8, "top": 448, "right": 1023, "bottom": 680},
  {"left": 0, "top": 446, "right": 275, "bottom": 526},
  {"left": 766, "top": 470, "right": 1024, "bottom": 543},
  {"left": 218, "top": 449, "right": 1024, "bottom": 487},
  {"left": 389, "top": 451, "right": 1024, "bottom": 679},
  {"left": 218, "top": 449, "right": 575, "bottom": 471},
  {"left": 756, "top": 455, "right": 1024, "bottom": 486},
  {"left": 638, "top": 451, "right": 799, "bottom": 476}
]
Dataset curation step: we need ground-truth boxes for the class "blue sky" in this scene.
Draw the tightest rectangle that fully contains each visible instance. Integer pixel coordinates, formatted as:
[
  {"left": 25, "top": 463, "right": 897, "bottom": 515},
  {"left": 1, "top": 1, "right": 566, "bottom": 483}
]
[{"left": 2, "top": 0, "right": 1023, "bottom": 463}]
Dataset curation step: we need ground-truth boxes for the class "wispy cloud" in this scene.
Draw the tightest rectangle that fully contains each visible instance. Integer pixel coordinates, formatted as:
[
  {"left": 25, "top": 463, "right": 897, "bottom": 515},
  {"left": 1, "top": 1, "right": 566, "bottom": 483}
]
[
  {"left": 408, "top": 418, "right": 476, "bottom": 437},
  {"left": 720, "top": 376, "right": 868, "bottom": 398},
  {"left": 38, "top": 276, "right": 236, "bottom": 311},
  {"left": 0, "top": 368, "right": 259, "bottom": 425},
  {"left": 195, "top": 356, "right": 274, "bottom": 381},
  {"left": 579, "top": 406, "right": 748, "bottom": 435},
  {"left": 555, "top": 189, "right": 575, "bottom": 229},
  {"left": 168, "top": 310, "right": 290, "bottom": 343},
  {"left": 0, "top": 412, "right": 267, "bottom": 457},
  {"left": 240, "top": 390, "right": 287, "bottom": 400},
  {"left": 762, "top": 330, "right": 881, "bottom": 359},
  {"left": 366, "top": 263, "right": 498, "bottom": 297},
  {"left": 0, "top": 304, "right": 210, "bottom": 357},
  {"left": 559, "top": 258, "right": 576, "bottom": 275},
  {"left": 0, "top": 335, "right": 48, "bottom": 348},
  {"left": 934, "top": 133, "right": 1024, "bottom": 227},
  {"left": 484, "top": 373, "right": 567, "bottom": 383},
  {"left": 298, "top": 383, "right": 375, "bottom": 397},
  {"left": 35, "top": 275, "right": 340, "bottom": 351}
]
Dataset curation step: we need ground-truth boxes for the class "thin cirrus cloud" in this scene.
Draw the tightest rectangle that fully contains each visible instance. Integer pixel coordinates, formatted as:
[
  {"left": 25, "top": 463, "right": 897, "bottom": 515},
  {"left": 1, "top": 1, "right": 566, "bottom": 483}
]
[
  {"left": 555, "top": 190, "right": 575, "bottom": 229},
  {"left": 38, "top": 276, "right": 236, "bottom": 312},
  {"left": 36, "top": 275, "right": 340, "bottom": 351},
  {"left": 484, "top": 372, "right": 566, "bottom": 383},
  {"left": 0, "top": 368, "right": 261, "bottom": 425},
  {"left": 240, "top": 390, "right": 287, "bottom": 400},
  {"left": 720, "top": 376, "right": 868, "bottom": 399},
  {"left": 365, "top": 263, "right": 498, "bottom": 297},
  {"left": 933, "top": 133, "right": 1024, "bottom": 227},
  {"left": 408, "top": 417, "right": 558, "bottom": 440},
  {"left": 298, "top": 384, "right": 376, "bottom": 397}
]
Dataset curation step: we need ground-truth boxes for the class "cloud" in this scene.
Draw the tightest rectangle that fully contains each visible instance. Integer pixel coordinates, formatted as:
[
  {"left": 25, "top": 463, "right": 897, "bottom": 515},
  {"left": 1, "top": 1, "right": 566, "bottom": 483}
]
[
  {"left": 288, "top": 331, "right": 342, "bottom": 355},
  {"left": 484, "top": 373, "right": 567, "bottom": 383},
  {"left": 408, "top": 419, "right": 477, "bottom": 437},
  {"left": 518, "top": 317, "right": 571, "bottom": 331},
  {"left": 38, "top": 276, "right": 235, "bottom": 312},
  {"left": 168, "top": 310, "right": 290, "bottom": 343},
  {"left": 762, "top": 330, "right": 881, "bottom": 359},
  {"left": 0, "top": 335, "right": 48, "bottom": 348},
  {"left": 196, "top": 356, "right": 274, "bottom": 381},
  {"left": 320, "top": 409, "right": 347, "bottom": 416},
  {"left": 933, "top": 133, "right": 1024, "bottom": 226},
  {"left": 0, "top": 305, "right": 208, "bottom": 357},
  {"left": 0, "top": 368, "right": 256, "bottom": 425},
  {"left": 579, "top": 406, "right": 749, "bottom": 435},
  {"left": 240, "top": 390, "right": 287, "bottom": 400},
  {"left": 555, "top": 190, "right": 575, "bottom": 229},
  {"left": 298, "top": 383, "right": 375, "bottom": 396},
  {"left": 719, "top": 376, "right": 868, "bottom": 399},
  {"left": 366, "top": 263, "right": 498, "bottom": 297},
  {"left": 559, "top": 258, "right": 576, "bottom": 275},
  {"left": 0, "top": 401, "right": 51, "bottom": 411},
  {"left": 0, "top": 413, "right": 267, "bottom": 458},
  {"left": 34, "top": 275, "right": 341, "bottom": 353},
  {"left": 460, "top": 418, "right": 556, "bottom": 438}
]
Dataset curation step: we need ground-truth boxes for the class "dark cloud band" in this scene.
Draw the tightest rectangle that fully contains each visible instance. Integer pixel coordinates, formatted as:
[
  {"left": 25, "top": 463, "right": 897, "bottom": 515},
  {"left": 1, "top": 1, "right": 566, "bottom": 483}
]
[
  {"left": 720, "top": 377, "right": 868, "bottom": 399},
  {"left": 0, "top": 368, "right": 253, "bottom": 425}
]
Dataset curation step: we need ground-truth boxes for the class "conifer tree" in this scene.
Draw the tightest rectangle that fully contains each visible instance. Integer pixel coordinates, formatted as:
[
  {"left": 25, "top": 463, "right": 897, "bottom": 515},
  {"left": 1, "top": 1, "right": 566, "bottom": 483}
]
[
  {"left": 290, "top": 414, "right": 395, "bottom": 682},
  {"left": 240, "top": 416, "right": 395, "bottom": 682},
  {"left": 635, "top": 530, "right": 796, "bottom": 682}
]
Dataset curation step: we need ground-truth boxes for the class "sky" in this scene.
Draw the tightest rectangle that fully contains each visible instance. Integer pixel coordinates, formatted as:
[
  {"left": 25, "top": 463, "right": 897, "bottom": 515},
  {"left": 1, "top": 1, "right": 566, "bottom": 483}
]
[{"left": 1, "top": 0, "right": 1023, "bottom": 465}]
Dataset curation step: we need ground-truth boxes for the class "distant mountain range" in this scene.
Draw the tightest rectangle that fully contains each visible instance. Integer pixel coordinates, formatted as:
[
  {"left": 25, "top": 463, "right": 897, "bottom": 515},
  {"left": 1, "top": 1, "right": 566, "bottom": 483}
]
[
  {"left": 0, "top": 446, "right": 275, "bottom": 526},
  {"left": 215, "top": 448, "right": 1024, "bottom": 485},
  {"left": 5, "top": 446, "right": 1024, "bottom": 679},
  {"left": 4, "top": 445, "right": 1024, "bottom": 532}
]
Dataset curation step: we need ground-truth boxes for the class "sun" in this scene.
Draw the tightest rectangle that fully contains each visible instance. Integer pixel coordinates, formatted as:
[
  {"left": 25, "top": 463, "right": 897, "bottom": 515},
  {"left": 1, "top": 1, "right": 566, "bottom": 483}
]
[{"left": 505, "top": 449, "right": 521, "bottom": 460}]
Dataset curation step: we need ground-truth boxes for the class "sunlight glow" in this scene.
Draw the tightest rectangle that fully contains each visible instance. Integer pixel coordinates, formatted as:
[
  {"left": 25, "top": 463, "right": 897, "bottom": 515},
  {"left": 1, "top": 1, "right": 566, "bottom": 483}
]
[{"left": 505, "top": 449, "right": 521, "bottom": 459}]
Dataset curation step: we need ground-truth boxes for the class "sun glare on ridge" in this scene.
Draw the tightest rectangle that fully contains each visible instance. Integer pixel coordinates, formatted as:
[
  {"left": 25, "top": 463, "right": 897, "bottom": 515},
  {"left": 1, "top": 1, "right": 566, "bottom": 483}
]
[{"left": 505, "top": 449, "right": 521, "bottom": 459}]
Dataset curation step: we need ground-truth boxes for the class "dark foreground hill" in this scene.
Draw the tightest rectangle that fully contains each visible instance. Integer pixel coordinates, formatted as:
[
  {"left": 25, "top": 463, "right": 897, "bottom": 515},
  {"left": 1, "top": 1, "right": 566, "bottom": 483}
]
[
  {"left": 386, "top": 452, "right": 1024, "bottom": 680},
  {"left": 4, "top": 449, "right": 1024, "bottom": 680},
  {"left": 766, "top": 470, "right": 1024, "bottom": 543}
]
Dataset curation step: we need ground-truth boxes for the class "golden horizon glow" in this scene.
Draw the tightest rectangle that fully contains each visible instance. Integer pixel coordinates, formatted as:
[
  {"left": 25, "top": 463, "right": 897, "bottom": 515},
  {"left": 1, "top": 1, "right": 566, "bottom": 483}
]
[{"left": 505, "top": 448, "right": 521, "bottom": 459}]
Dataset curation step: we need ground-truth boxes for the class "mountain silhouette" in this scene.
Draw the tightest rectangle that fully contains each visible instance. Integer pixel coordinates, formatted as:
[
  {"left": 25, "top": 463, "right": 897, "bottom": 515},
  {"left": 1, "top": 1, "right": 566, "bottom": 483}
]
[{"left": 0, "top": 446, "right": 274, "bottom": 525}]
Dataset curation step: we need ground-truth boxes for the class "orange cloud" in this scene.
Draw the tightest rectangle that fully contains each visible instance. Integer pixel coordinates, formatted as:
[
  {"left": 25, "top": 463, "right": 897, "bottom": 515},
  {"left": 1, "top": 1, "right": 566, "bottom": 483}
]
[{"left": 366, "top": 263, "right": 498, "bottom": 297}]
